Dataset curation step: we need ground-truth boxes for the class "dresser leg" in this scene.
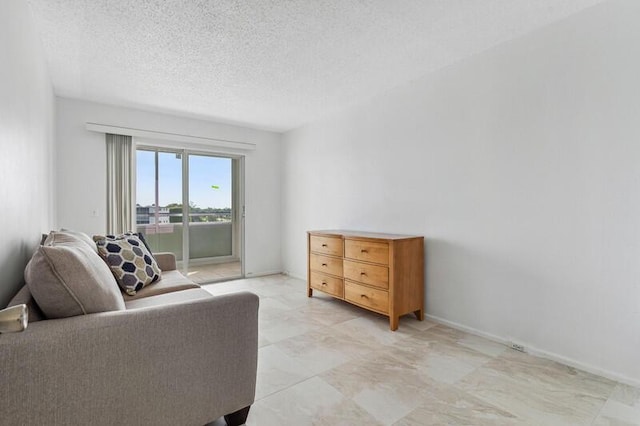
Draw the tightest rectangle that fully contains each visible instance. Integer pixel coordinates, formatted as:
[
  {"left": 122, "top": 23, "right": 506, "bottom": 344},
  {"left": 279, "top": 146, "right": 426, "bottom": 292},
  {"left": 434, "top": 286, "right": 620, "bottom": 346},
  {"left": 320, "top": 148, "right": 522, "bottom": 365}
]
[
  {"left": 307, "top": 287, "right": 313, "bottom": 297},
  {"left": 414, "top": 309, "right": 424, "bottom": 321},
  {"left": 389, "top": 316, "right": 399, "bottom": 331}
]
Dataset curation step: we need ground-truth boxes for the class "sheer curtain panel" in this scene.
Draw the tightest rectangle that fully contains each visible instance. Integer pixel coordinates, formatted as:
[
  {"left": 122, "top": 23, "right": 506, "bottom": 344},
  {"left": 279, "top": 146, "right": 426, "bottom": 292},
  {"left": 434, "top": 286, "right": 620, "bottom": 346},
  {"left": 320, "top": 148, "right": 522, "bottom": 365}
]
[{"left": 106, "top": 133, "right": 133, "bottom": 234}]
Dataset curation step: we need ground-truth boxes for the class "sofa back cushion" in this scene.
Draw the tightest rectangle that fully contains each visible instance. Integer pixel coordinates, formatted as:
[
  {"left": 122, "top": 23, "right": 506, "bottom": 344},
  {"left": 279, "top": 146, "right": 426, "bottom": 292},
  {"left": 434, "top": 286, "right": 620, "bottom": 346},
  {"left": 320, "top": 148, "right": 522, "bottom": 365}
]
[
  {"left": 25, "top": 245, "right": 125, "bottom": 319},
  {"left": 44, "top": 230, "right": 97, "bottom": 253}
]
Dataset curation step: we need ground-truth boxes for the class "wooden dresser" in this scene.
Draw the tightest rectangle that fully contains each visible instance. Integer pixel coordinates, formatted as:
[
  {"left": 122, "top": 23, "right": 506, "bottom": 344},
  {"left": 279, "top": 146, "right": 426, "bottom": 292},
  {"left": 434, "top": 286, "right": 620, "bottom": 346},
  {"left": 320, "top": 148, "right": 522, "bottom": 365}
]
[{"left": 307, "top": 230, "right": 424, "bottom": 331}]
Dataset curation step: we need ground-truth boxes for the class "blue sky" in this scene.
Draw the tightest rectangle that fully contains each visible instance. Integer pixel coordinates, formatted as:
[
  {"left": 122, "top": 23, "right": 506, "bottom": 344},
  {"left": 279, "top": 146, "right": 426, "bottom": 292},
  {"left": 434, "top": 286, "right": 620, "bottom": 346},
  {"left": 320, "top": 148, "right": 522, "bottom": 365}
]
[{"left": 136, "top": 150, "right": 232, "bottom": 209}]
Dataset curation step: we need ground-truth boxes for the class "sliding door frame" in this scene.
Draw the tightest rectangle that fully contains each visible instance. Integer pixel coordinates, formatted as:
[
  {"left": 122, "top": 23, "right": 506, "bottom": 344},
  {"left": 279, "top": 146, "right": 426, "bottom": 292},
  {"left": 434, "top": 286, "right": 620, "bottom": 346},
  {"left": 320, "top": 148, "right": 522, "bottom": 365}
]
[{"left": 135, "top": 142, "right": 245, "bottom": 279}]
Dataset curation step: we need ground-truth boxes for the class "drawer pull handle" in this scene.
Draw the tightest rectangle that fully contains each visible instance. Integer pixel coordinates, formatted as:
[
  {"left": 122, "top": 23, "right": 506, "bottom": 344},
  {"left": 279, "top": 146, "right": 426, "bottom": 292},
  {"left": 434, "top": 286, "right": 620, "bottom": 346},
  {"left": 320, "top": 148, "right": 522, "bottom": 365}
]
[
  {"left": 321, "top": 263, "right": 327, "bottom": 267},
  {"left": 360, "top": 272, "right": 366, "bottom": 276},
  {"left": 321, "top": 282, "right": 327, "bottom": 286},
  {"left": 360, "top": 294, "right": 368, "bottom": 299},
  {"left": 321, "top": 244, "right": 328, "bottom": 247},
  {"left": 360, "top": 249, "right": 368, "bottom": 253}
]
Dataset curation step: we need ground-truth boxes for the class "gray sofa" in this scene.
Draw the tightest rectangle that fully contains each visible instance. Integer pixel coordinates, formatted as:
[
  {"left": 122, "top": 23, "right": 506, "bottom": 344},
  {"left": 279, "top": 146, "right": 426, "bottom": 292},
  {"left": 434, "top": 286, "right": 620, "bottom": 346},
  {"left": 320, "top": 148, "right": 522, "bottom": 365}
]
[{"left": 0, "top": 246, "right": 259, "bottom": 426}]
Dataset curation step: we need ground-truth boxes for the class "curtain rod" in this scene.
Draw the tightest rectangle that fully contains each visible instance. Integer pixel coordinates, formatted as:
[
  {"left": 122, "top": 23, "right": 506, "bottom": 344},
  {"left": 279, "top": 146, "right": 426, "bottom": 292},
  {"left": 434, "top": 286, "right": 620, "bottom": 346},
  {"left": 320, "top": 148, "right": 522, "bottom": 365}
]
[{"left": 85, "top": 122, "right": 257, "bottom": 151}]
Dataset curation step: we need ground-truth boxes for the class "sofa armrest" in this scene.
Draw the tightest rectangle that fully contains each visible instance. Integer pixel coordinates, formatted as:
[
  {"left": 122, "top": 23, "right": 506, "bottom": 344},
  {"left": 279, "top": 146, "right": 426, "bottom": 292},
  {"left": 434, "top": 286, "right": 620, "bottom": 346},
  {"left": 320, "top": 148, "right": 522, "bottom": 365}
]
[
  {"left": 0, "top": 291, "right": 259, "bottom": 426},
  {"left": 154, "top": 251, "right": 177, "bottom": 271}
]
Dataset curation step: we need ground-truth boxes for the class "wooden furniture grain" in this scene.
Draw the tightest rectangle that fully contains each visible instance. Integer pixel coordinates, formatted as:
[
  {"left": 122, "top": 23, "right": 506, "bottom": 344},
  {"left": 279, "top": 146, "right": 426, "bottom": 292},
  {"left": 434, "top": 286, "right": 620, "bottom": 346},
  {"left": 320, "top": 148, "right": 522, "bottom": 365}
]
[{"left": 307, "top": 230, "right": 424, "bottom": 331}]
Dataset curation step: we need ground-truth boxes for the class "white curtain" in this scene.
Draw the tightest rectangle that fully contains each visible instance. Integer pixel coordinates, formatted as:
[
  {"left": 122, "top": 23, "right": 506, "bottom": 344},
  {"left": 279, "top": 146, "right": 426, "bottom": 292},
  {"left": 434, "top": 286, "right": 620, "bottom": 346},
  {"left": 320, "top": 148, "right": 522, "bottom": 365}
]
[{"left": 106, "top": 133, "right": 133, "bottom": 234}]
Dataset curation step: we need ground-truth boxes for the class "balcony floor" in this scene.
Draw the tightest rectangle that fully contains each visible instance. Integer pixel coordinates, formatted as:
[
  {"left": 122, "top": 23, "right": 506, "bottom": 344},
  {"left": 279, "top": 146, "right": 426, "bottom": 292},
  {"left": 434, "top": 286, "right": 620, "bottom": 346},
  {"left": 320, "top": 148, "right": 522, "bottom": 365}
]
[{"left": 186, "top": 261, "right": 242, "bottom": 284}]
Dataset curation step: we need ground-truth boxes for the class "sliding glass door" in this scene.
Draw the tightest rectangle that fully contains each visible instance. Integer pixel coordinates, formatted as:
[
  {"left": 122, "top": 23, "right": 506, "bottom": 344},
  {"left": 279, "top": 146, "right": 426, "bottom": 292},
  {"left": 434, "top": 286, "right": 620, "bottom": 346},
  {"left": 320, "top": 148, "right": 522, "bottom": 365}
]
[
  {"left": 135, "top": 148, "right": 243, "bottom": 283},
  {"left": 187, "top": 154, "right": 241, "bottom": 281}
]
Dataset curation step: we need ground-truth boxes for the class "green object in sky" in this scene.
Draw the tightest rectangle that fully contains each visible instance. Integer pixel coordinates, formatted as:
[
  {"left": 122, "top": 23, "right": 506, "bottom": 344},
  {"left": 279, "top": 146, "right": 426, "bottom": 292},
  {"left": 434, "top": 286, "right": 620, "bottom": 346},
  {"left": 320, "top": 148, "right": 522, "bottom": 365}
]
[{"left": 211, "top": 185, "right": 220, "bottom": 190}]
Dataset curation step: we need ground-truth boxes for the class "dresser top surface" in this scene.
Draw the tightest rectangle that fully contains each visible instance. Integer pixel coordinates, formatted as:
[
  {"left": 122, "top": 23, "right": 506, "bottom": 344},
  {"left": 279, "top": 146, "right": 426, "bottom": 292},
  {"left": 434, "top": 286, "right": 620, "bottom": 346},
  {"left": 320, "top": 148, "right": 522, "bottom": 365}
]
[{"left": 308, "top": 230, "right": 423, "bottom": 241}]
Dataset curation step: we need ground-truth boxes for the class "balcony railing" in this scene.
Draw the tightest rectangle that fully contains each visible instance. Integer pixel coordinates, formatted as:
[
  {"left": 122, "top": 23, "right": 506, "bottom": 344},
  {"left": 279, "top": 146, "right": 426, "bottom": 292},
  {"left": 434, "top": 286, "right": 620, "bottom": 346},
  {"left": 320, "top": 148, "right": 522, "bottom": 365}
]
[{"left": 137, "top": 221, "right": 232, "bottom": 261}]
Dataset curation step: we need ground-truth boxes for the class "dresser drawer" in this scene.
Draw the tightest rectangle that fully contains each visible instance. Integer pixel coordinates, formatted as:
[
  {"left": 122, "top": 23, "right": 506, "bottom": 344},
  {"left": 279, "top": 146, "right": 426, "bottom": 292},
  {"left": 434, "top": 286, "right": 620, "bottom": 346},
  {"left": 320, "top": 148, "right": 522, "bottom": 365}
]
[
  {"left": 345, "top": 281, "right": 389, "bottom": 314},
  {"left": 343, "top": 260, "right": 389, "bottom": 290},
  {"left": 310, "top": 235, "right": 343, "bottom": 257},
  {"left": 344, "top": 239, "right": 389, "bottom": 265},
  {"left": 309, "top": 271, "right": 343, "bottom": 298},
  {"left": 309, "top": 253, "right": 343, "bottom": 277}
]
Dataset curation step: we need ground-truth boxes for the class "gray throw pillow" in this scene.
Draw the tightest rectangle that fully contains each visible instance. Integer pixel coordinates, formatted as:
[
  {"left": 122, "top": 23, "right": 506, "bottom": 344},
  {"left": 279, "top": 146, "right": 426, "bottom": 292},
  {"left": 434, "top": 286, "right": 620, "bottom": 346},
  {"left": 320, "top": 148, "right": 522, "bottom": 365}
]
[{"left": 25, "top": 245, "right": 125, "bottom": 319}]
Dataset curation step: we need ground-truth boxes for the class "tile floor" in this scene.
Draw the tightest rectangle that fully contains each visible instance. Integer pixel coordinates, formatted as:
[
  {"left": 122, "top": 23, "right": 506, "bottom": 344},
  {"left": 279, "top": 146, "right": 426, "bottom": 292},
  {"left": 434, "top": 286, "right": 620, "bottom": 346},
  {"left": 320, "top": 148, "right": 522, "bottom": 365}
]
[
  {"left": 203, "top": 274, "right": 640, "bottom": 426},
  {"left": 186, "top": 261, "right": 241, "bottom": 284}
]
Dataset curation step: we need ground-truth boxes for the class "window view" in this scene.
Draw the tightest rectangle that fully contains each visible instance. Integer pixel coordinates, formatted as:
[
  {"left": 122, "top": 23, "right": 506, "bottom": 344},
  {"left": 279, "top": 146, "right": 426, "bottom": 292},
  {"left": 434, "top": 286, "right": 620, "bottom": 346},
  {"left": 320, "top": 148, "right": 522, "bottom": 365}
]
[
  {"left": 136, "top": 150, "right": 180, "bottom": 225},
  {"left": 136, "top": 152, "right": 232, "bottom": 225},
  {"left": 188, "top": 155, "right": 232, "bottom": 224},
  {"left": 136, "top": 150, "right": 184, "bottom": 260}
]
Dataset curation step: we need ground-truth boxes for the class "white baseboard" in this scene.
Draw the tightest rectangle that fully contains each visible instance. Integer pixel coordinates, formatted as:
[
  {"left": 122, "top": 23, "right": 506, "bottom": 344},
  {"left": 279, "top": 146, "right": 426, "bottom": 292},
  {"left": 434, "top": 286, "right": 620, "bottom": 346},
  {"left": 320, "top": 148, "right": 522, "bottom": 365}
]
[
  {"left": 244, "top": 270, "right": 283, "bottom": 278},
  {"left": 282, "top": 271, "right": 306, "bottom": 281},
  {"left": 426, "top": 314, "right": 640, "bottom": 388}
]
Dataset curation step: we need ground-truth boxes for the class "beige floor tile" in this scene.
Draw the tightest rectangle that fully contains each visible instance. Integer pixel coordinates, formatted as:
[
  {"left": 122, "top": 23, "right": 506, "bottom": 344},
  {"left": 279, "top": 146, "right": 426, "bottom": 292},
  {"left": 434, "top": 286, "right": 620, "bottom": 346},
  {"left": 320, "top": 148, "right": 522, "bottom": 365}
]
[
  {"left": 457, "top": 333, "right": 508, "bottom": 358},
  {"left": 255, "top": 344, "right": 315, "bottom": 400},
  {"left": 610, "top": 383, "right": 640, "bottom": 408},
  {"left": 402, "top": 317, "right": 439, "bottom": 332},
  {"left": 274, "top": 327, "right": 378, "bottom": 376},
  {"left": 490, "top": 349, "right": 617, "bottom": 398},
  {"left": 458, "top": 350, "right": 616, "bottom": 425},
  {"left": 243, "top": 282, "right": 297, "bottom": 298},
  {"left": 333, "top": 315, "right": 421, "bottom": 347},
  {"left": 297, "top": 297, "right": 364, "bottom": 327},
  {"left": 394, "top": 381, "right": 529, "bottom": 426},
  {"left": 592, "top": 417, "right": 639, "bottom": 426},
  {"left": 320, "top": 352, "right": 435, "bottom": 424},
  {"left": 275, "top": 290, "right": 315, "bottom": 308},
  {"left": 257, "top": 334, "right": 271, "bottom": 348},
  {"left": 593, "top": 399, "right": 640, "bottom": 425},
  {"left": 257, "top": 297, "right": 296, "bottom": 316},
  {"left": 381, "top": 333, "right": 493, "bottom": 385},
  {"left": 594, "top": 383, "right": 640, "bottom": 425},
  {"left": 248, "top": 377, "right": 382, "bottom": 426},
  {"left": 259, "top": 309, "right": 321, "bottom": 344},
  {"left": 420, "top": 323, "right": 471, "bottom": 343}
]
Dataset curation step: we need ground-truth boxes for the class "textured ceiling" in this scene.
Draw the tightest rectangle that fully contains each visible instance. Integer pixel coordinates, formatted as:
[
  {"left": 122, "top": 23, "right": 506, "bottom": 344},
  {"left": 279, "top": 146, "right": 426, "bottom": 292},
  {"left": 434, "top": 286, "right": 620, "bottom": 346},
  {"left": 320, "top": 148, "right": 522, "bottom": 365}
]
[{"left": 27, "top": 0, "right": 605, "bottom": 132}]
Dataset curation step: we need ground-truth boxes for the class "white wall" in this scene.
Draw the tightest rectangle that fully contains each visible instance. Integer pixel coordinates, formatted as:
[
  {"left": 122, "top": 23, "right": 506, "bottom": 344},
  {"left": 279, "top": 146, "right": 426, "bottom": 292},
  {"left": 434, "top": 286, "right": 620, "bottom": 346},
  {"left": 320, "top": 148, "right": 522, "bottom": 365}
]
[
  {"left": 0, "top": 1, "right": 56, "bottom": 306},
  {"left": 56, "top": 98, "right": 281, "bottom": 276},
  {"left": 282, "top": 0, "right": 640, "bottom": 385}
]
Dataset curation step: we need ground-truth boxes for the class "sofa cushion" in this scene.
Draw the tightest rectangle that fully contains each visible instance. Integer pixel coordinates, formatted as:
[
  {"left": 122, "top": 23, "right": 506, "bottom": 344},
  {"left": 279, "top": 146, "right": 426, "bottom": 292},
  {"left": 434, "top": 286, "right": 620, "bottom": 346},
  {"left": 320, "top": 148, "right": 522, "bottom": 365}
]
[
  {"left": 124, "top": 288, "right": 211, "bottom": 310},
  {"left": 44, "top": 230, "right": 97, "bottom": 253},
  {"left": 122, "top": 270, "right": 200, "bottom": 301},
  {"left": 94, "top": 234, "right": 161, "bottom": 296},
  {"left": 153, "top": 252, "right": 177, "bottom": 272},
  {"left": 25, "top": 245, "right": 125, "bottom": 319}
]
